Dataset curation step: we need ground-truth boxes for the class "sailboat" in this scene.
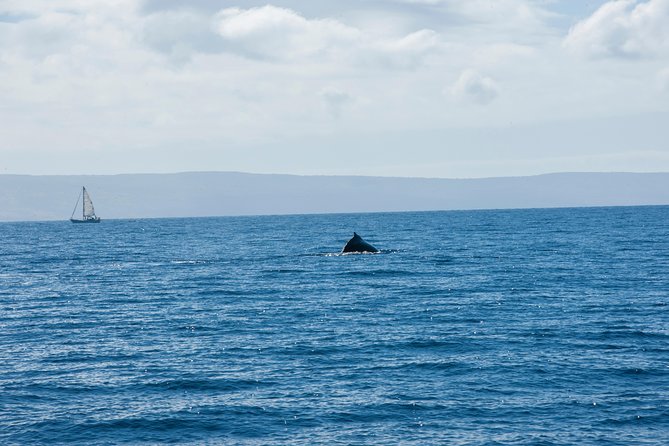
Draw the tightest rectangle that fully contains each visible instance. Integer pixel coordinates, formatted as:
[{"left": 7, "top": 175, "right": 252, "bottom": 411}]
[{"left": 70, "top": 186, "right": 101, "bottom": 223}]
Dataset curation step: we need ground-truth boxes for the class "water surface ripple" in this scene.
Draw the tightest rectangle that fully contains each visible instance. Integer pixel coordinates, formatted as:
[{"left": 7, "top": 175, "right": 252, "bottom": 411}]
[{"left": 1, "top": 207, "right": 668, "bottom": 444}]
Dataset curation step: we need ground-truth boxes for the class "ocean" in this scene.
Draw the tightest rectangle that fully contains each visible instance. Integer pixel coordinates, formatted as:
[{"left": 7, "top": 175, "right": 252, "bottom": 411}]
[{"left": 1, "top": 206, "right": 668, "bottom": 445}]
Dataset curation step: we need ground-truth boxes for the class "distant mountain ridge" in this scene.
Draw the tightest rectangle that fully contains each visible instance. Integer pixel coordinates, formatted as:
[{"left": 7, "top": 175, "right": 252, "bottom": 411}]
[{"left": 1, "top": 171, "right": 668, "bottom": 222}]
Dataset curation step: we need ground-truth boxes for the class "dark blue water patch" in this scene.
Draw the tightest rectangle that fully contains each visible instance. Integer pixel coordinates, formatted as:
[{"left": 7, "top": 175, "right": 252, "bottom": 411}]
[
  {"left": 141, "top": 377, "right": 271, "bottom": 392},
  {"left": 335, "top": 269, "right": 418, "bottom": 278},
  {"left": 367, "top": 360, "right": 469, "bottom": 375},
  {"left": 261, "top": 268, "right": 310, "bottom": 274},
  {"left": 1, "top": 207, "right": 669, "bottom": 445}
]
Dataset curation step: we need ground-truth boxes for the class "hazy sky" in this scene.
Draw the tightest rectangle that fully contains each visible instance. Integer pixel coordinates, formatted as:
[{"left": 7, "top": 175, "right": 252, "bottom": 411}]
[{"left": 1, "top": 0, "right": 668, "bottom": 178}]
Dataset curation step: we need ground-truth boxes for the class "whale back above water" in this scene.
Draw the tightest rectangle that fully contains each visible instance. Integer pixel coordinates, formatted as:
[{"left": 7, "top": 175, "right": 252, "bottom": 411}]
[{"left": 342, "top": 232, "right": 379, "bottom": 253}]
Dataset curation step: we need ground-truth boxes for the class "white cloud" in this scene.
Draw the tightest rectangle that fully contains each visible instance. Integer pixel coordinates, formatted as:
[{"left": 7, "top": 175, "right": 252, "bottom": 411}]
[
  {"left": 448, "top": 0, "right": 554, "bottom": 27},
  {"left": 214, "top": 6, "right": 360, "bottom": 60},
  {"left": 394, "top": 0, "right": 557, "bottom": 38},
  {"left": 451, "top": 70, "right": 499, "bottom": 105},
  {"left": 564, "top": 0, "right": 669, "bottom": 59},
  {"left": 209, "top": 5, "right": 443, "bottom": 68},
  {"left": 4, "top": 11, "right": 80, "bottom": 59},
  {"left": 361, "top": 28, "right": 440, "bottom": 68},
  {"left": 141, "top": 10, "right": 223, "bottom": 61},
  {"left": 388, "top": 28, "right": 438, "bottom": 53}
]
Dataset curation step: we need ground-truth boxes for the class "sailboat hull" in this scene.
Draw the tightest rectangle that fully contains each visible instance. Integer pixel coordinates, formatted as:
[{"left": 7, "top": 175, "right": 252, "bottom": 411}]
[{"left": 70, "top": 218, "right": 101, "bottom": 223}]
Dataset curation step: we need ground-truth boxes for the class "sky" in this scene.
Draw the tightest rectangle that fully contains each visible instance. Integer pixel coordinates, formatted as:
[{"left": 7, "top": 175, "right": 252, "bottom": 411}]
[{"left": 1, "top": 0, "right": 668, "bottom": 178}]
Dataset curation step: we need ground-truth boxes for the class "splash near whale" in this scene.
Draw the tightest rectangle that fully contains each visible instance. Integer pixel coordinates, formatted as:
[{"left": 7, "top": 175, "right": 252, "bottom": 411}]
[{"left": 342, "top": 232, "right": 379, "bottom": 254}]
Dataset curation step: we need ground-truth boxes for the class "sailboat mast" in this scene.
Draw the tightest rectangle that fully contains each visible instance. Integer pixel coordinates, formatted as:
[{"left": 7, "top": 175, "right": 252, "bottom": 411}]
[{"left": 82, "top": 187, "right": 86, "bottom": 220}]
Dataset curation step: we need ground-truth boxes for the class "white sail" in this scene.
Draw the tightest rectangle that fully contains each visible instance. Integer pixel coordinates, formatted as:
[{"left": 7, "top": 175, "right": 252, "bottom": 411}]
[{"left": 82, "top": 187, "right": 96, "bottom": 219}]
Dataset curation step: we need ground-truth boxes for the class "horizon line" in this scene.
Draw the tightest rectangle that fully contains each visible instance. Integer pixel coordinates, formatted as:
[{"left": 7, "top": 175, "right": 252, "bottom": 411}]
[{"left": 2, "top": 170, "right": 669, "bottom": 181}]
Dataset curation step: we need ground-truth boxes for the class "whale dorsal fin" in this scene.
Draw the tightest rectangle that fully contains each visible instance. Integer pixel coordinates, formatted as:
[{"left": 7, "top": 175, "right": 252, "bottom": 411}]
[{"left": 342, "top": 232, "right": 379, "bottom": 253}]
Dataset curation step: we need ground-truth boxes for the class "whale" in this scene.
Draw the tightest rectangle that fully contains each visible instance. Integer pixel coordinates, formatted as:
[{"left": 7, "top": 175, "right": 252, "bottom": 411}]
[{"left": 342, "top": 232, "right": 379, "bottom": 253}]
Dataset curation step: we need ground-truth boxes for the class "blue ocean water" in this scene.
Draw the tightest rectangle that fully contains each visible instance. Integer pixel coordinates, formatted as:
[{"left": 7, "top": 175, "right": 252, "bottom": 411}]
[{"left": 1, "top": 206, "right": 668, "bottom": 445}]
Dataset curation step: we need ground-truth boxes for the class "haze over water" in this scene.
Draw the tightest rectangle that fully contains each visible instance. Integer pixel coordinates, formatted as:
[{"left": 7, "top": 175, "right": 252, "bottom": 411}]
[{"left": 1, "top": 206, "right": 668, "bottom": 444}]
